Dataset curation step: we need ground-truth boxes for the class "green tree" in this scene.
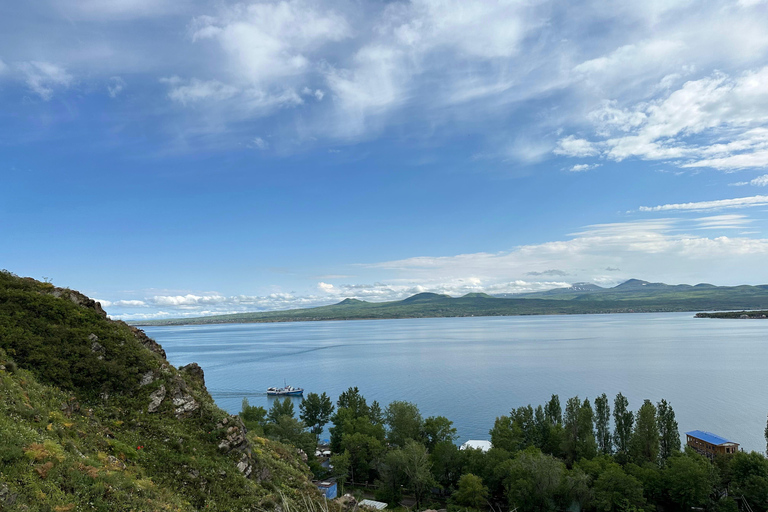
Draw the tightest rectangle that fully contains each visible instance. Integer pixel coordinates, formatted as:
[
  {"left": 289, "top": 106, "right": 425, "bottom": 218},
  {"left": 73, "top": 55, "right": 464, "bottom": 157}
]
[
  {"left": 369, "top": 400, "right": 384, "bottom": 425},
  {"left": 544, "top": 394, "right": 562, "bottom": 426},
  {"left": 267, "top": 397, "right": 295, "bottom": 423},
  {"left": 268, "top": 414, "right": 316, "bottom": 455},
  {"left": 385, "top": 400, "right": 423, "bottom": 448},
  {"left": 422, "top": 415, "right": 457, "bottom": 451},
  {"left": 431, "top": 440, "right": 464, "bottom": 494},
  {"left": 330, "top": 450, "right": 351, "bottom": 494},
  {"left": 341, "top": 431, "right": 384, "bottom": 484},
  {"left": 729, "top": 451, "right": 768, "bottom": 511},
  {"left": 595, "top": 393, "right": 612, "bottom": 455},
  {"left": 631, "top": 400, "right": 659, "bottom": 464},
  {"left": 376, "top": 448, "right": 407, "bottom": 504},
  {"left": 592, "top": 466, "right": 647, "bottom": 512},
  {"left": 663, "top": 451, "right": 716, "bottom": 510},
  {"left": 401, "top": 440, "right": 435, "bottom": 509},
  {"left": 613, "top": 393, "right": 634, "bottom": 458},
  {"left": 656, "top": 399, "right": 680, "bottom": 462},
  {"left": 503, "top": 447, "right": 565, "bottom": 512},
  {"left": 337, "top": 386, "right": 369, "bottom": 417},
  {"left": 300, "top": 392, "right": 334, "bottom": 440},
  {"left": 562, "top": 397, "right": 597, "bottom": 463},
  {"left": 239, "top": 397, "right": 267, "bottom": 434},
  {"left": 453, "top": 473, "right": 489, "bottom": 510}
]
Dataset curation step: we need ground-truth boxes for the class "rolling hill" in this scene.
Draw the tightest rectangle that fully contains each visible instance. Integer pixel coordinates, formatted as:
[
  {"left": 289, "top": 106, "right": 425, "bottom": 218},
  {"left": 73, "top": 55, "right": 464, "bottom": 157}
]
[{"left": 135, "top": 279, "right": 768, "bottom": 326}]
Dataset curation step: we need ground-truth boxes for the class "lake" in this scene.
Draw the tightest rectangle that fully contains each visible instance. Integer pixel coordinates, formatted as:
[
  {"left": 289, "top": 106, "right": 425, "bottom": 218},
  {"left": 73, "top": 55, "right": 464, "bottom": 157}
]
[{"left": 142, "top": 313, "right": 768, "bottom": 454}]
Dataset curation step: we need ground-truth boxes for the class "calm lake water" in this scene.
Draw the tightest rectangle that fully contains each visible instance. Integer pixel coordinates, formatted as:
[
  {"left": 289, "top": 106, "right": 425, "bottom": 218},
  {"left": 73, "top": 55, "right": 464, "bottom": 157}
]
[{"left": 142, "top": 313, "right": 768, "bottom": 454}]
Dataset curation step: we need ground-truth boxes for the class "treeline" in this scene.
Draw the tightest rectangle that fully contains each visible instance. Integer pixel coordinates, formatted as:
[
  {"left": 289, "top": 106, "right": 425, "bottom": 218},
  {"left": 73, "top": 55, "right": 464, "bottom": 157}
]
[{"left": 240, "top": 390, "right": 768, "bottom": 511}]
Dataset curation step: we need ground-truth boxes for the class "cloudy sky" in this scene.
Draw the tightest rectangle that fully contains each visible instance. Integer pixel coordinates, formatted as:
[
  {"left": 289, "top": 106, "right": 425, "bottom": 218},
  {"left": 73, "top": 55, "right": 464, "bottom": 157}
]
[{"left": 3, "top": 0, "right": 768, "bottom": 320}]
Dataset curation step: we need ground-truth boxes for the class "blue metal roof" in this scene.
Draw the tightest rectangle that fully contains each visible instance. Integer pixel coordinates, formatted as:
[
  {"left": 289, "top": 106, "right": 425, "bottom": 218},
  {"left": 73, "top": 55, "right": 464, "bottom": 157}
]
[{"left": 686, "top": 430, "right": 735, "bottom": 445}]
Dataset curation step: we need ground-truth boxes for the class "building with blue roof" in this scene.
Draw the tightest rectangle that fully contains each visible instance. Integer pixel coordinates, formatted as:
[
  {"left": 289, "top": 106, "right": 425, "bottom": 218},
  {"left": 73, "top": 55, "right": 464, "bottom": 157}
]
[{"left": 686, "top": 430, "right": 739, "bottom": 459}]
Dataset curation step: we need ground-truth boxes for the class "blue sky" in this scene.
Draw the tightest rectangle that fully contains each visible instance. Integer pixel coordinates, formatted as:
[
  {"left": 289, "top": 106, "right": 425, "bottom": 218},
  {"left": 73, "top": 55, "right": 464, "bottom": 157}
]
[{"left": 3, "top": 0, "right": 768, "bottom": 320}]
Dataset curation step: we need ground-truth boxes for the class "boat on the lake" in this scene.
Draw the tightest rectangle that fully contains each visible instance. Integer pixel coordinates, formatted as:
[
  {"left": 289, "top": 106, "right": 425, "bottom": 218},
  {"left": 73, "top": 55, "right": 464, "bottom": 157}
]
[{"left": 267, "top": 384, "right": 304, "bottom": 396}]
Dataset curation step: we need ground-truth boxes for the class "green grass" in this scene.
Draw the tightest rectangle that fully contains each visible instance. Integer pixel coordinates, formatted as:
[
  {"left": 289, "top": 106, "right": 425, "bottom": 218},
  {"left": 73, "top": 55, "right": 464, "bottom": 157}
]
[{"left": 0, "top": 270, "right": 331, "bottom": 511}]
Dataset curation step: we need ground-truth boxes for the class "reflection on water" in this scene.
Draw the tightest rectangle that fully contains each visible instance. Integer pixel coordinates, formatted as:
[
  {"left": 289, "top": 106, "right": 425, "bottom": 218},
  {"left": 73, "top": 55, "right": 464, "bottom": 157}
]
[{"left": 143, "top": 313, "right": 768, "bottom": 453}]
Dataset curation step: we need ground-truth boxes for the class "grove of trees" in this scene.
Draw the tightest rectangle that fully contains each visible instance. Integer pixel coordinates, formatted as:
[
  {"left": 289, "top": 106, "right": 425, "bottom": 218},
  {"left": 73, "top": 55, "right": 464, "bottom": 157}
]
[{"left": 240, "top": 389, "right": 768, "bottom": 511}]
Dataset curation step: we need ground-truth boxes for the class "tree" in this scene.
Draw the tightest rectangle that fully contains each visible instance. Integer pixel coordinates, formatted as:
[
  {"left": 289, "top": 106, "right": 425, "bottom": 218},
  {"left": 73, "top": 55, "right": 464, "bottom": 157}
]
[
  {"left": 369, "top": 400, "right": 384, "bottom": 425},
  {"left": 656, "top": 399, "right": 680, "bottom": 462},
  {"left": 240, "top": 398, "right": 267, "bottom": 434},
  {"left": 330, "top": 450, "right": 351, "bottom": 494},
  {"left": 729, "top": 451, "right": 768, "bottom": 510},
  {"left": 663, "top": 451, "right": 716, "bottom": 510},
  {"left": 384, "top": 401, "right": 423, "bottom": 448},
  {"left": 595, "top": 393, "right": 612, "bottom": 455},
  {"left": 341, "top": 431, "right": 384, "bottom": 484},
  {"left": 300, "top": 392, "right": 334, "bottom": 440},
  {"left": 503, "top": 447, "right": 565, "bottom": 512},
  {"left": 544, "top": 394, "right": 562, "bottom": 426},
  {"left": 337, "top": 386, "right": 369, "bottom": 418},
  {"left": 631, "top": 399, "right": 659, "bottom": 464},
  {"left": 562, "top": 397, "right": 596, "bottom": 463},
  {"left": 267, "top": 414, "right": 316, "bottom": 455},
  {"left": 453, "top": 473, "right": 489, "bottom": 510},
  {"left": 376, "top": 448, "right": 407, "bottom": 504},
  {"left": 401, "top": 440, "right": 435, "bottom": 509},
  {"left": 592, "top": 466, "right": 646, "bottom": 512},
  {"left": 430, "top": 440, "right": 464, "bottom": 494},
  {"left": 422, "top": 415, "right": 457, "bottom": 451},
  {"left": 267, "top": 397, "right": 295, "bottom": 423},
  {"left": 613, "top": 393, "right": 634, "bottom": 458}
]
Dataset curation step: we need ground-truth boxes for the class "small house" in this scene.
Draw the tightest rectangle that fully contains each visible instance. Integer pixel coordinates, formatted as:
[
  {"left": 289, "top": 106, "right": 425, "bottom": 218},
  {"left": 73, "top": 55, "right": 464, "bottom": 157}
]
[
  {"left": 315, "top": 480, "right": 337, "bottom": 499},
  {"left": 686, "top": 430, "right": 739, "bottom": 459}
]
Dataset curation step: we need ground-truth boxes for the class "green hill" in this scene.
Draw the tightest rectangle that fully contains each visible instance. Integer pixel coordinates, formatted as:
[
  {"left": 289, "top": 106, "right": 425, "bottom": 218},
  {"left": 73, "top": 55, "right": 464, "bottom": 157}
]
[
  {"left": 136, "top": 279, "right": 768, "bottom": 326},
  {"left": 0, "top": 270, "right": 328, "bottom": 511}
]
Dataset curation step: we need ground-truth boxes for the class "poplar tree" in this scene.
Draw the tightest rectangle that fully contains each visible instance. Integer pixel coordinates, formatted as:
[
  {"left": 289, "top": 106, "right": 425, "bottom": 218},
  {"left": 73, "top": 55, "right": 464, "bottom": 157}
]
[
  {"left": 562, "top": 396, "right": 597, "bottom": 462},
  {"left": 631, "top": 399, "right": 659, "bottom": 464},
  {"left": 544, "top": 394, "right": 562, "bottom": 425},
  {"left": 594, "top": 393, "right": 612, "bottom": 454},
  {"left": 657, "top": 399, "right": 680, "bottom": 462},
  {"left": 613, "top": 392, "right": 634, "bottom": 457}
]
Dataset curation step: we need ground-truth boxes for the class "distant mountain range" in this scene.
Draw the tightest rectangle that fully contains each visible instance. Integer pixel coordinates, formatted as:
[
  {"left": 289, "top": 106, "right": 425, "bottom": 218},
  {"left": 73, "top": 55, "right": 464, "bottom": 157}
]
[{"left": 134, "top": 279, "right": 768, "bottom": 326}]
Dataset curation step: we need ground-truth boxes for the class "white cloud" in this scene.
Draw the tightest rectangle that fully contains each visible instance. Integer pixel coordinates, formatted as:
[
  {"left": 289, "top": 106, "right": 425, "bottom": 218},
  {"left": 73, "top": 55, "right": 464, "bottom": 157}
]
[
  {"left": 568, "top": 163, "right": 601, "bottom": 172},
  {"left": 151, "top": 294, "right": 227, "bottom": 307},
  {"left": 639, "top": 195, "right": 768, "bottom": 212},
  {"left": 0, "top": 59, "right": 7, "bottom": 74},
  {"left": 554, "top": 136, "right": 599, "bottom": 158},
  {"left": 162, "top": 77, "right": 238, "bottom": 105},
  {"left": 318, "top": 282, "right": 335, "bottom": 292},
  {"left": 190, "top": 1, "right": 350, "bottom": 86},
  {"left": 557, "top": 68, "right": 768, "bottom": 170},
  {"left": 252, "top": 137, "right": 269, "bottom": 150},
  {"left": 694, "top": 214, "right": 753, "bottom": 229},
  {"left": 19, "top": 61, "right": 74, "bottom": 100},
  {"left": 107, "top": 76, "right": 126, "bottom": 98}
]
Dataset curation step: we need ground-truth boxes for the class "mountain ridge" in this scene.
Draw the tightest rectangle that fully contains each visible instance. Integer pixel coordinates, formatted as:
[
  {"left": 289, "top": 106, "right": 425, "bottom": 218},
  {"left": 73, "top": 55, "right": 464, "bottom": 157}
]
[{"left": 134, "top": 279, "right": 768, "bottom": 326}]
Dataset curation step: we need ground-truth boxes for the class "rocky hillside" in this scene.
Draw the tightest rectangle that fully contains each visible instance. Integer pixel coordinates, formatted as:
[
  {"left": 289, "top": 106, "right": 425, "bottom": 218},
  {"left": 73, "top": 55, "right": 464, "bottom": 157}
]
[{"left": 0, "top": 270, "right": 328, "bottom": 511}]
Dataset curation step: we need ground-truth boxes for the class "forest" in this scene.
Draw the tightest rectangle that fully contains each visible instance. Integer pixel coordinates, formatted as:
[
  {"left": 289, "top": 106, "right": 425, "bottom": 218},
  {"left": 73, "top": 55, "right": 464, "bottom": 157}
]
[{"left": 242, "top": 389, "right": 768, "bottom": 511}]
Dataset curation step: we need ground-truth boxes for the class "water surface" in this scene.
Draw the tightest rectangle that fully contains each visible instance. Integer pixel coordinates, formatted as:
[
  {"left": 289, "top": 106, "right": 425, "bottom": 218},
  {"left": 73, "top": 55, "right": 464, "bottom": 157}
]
[{"left": 143, "top": 313, "right": 768, "bottom": 453}]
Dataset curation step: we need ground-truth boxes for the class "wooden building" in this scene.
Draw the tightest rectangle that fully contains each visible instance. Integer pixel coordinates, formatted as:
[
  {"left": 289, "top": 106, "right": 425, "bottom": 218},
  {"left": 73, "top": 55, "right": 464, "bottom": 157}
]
[{"left": 686, "top": 430, "right": 739, "bottom": 458}]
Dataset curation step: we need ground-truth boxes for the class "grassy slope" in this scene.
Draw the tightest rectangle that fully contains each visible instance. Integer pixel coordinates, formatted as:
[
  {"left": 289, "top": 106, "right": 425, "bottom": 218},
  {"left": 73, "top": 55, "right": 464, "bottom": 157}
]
[
  {"left": 137, "top": 282, "right": 768, "bottom": 326},
  {"left": 0, "top": 271, "right": 326, "bottom": 511}
]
